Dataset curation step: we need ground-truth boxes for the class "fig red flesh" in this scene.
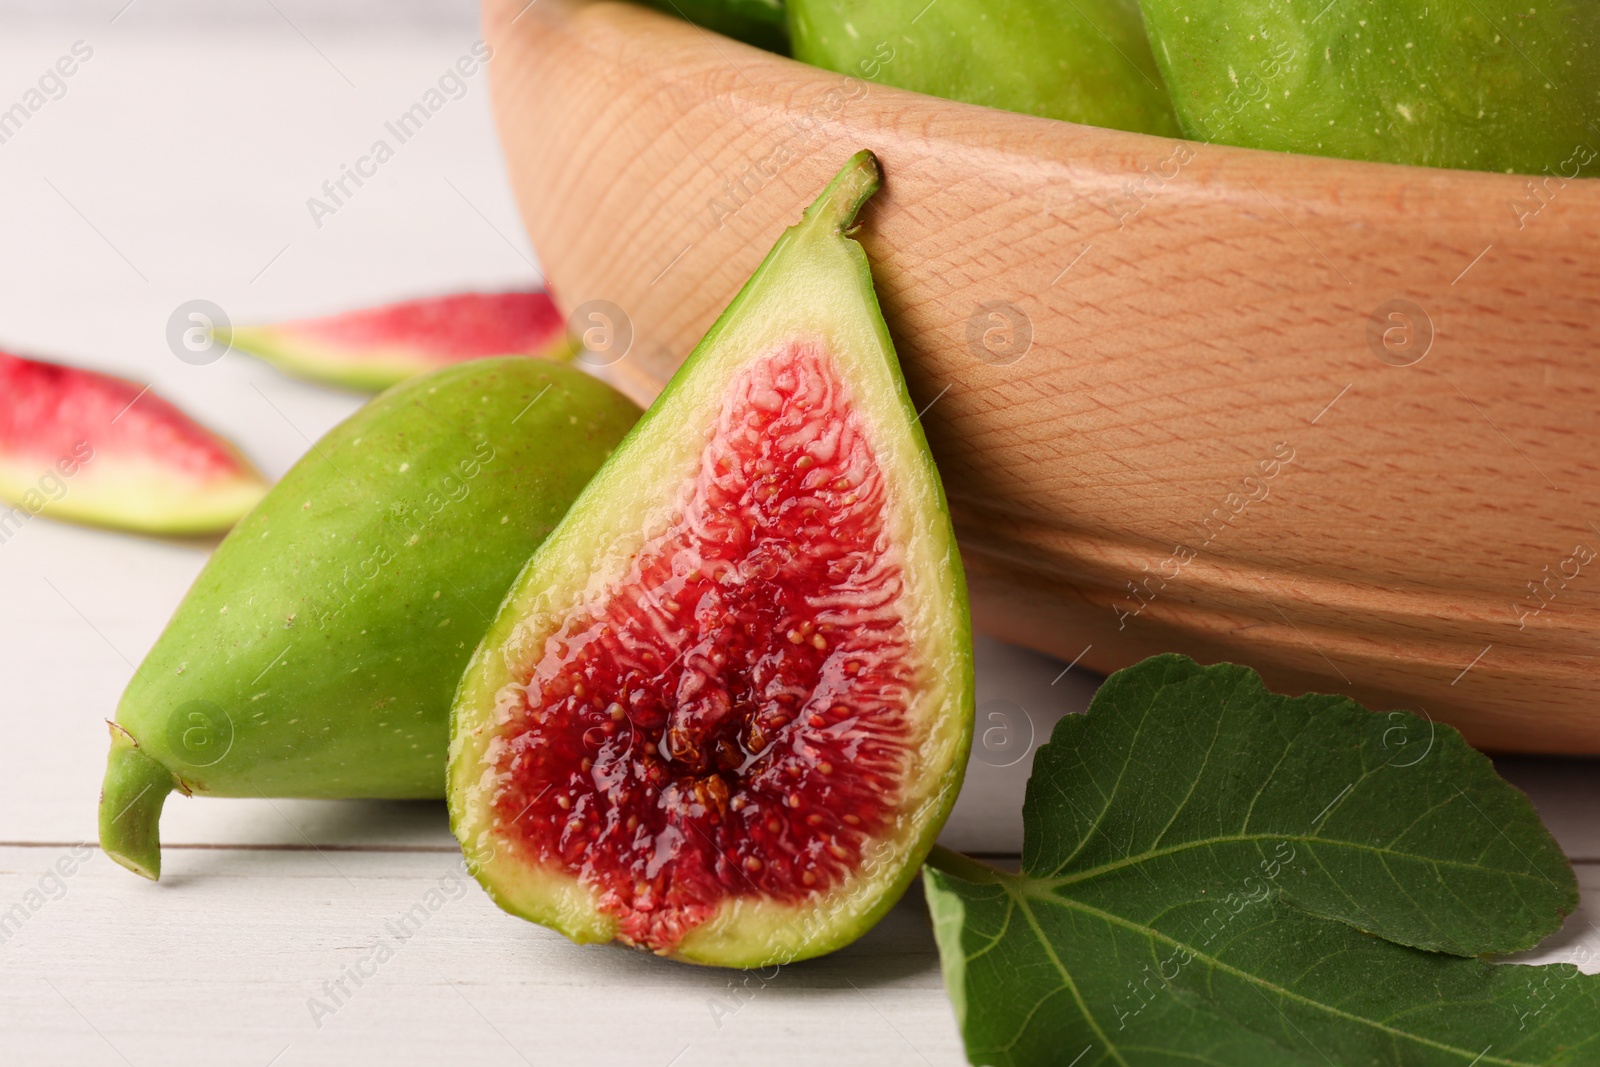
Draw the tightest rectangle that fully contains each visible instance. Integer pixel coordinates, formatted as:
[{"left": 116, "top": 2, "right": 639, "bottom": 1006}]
[
  {"left": 450, "top": 152, "right": 974, "bottom": 969},
  {"left": 283, "top": 290, "right": 562, "bottom": 355},
  {"left": 496, "top": 341, "right": 914, "bottom": 950}
]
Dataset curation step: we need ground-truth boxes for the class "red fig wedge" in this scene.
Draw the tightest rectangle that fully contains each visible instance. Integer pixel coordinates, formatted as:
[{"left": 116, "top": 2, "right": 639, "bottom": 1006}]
[
  {"left": 0, "top": 352, "right": 267, "bottom": 536},
  {"left": 220, "top": 290, "right": 575, "bottom": 391},
  {"left": 449, "top": 153, "right": 973, "bottom": 967}
]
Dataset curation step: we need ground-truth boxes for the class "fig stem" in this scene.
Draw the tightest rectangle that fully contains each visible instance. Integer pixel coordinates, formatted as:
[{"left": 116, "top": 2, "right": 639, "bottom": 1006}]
[
  {"left": 98, "top": 723, "right": 177, "bottom": 881},
  {"left": 925, "top": 845, "right": 1011, "bottom": 885},
  {"left": 802, "top": 149, "right": 882, "bottom": 237}
]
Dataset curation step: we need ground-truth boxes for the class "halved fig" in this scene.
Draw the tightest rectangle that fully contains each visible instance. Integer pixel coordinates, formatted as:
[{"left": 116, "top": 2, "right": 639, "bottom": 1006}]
[
  {"left": 0, "top": 351, "right": 267, "bottom": 536},
  {"left": 220, "top": 290, "right": 574, "bottom": 391},
  {"left": 449, "top": 152, "right": 973, "bottom": 967}
]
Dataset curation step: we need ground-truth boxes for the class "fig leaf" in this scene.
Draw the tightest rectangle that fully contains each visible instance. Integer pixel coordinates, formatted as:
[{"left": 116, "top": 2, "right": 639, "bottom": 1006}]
[{"left": 925, "top": 655, "right": 1593, "bottom": 1066}]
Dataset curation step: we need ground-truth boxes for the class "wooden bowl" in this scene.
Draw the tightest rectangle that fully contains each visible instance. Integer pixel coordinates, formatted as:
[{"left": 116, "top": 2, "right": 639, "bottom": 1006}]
[{"left": 484, "top": 0, "right": 1600, "bottom": 753}]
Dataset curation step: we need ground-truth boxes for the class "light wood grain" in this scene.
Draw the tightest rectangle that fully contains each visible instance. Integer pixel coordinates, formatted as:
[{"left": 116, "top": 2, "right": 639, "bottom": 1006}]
[{"left": 483, "top": 0, "right": 1600, "bottom": 753}]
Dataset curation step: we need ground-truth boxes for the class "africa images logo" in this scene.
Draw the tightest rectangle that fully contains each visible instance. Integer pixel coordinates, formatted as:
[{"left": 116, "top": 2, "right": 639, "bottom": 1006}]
[
  {"left": 0, "top": 41, "right": 94, "bottom": 147},
  {"left": 305, "top": 41, "right": 493, "bottom": 229}
]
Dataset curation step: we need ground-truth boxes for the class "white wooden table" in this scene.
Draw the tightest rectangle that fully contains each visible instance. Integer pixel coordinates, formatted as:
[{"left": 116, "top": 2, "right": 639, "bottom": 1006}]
[{"left": 0, "top": 7, "right": 1594, "bottom": 1065}]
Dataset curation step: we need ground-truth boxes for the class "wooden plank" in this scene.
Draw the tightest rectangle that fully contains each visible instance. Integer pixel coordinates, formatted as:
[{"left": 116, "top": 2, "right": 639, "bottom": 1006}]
[
  {"left": 1, "top": 848, "right": 1593, "bottom": 1064},
  {"left": 0, "top": 847, "right": 966, "bottom": 1066}
]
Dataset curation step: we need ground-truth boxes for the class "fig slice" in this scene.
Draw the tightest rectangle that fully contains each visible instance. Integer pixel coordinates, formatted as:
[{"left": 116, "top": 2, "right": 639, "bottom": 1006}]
[
  {"left": 219, "top": 290, "right": 574, "bottom": 391},
  {"left": 0, "top": 351, "right": 268, "bottom": 536},
  {"left": 449, "top": 152, "right": 973, "bottom": 967}
]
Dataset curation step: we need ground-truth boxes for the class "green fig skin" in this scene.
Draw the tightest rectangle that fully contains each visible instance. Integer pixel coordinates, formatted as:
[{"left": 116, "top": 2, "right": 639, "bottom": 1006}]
[
  {"left": 1137, "top": 0, "right": 1600, "bottom": 173},
  {"left": 786, "top": 0, "right": 1181, "bottom": 137},
  {"left": 99, "top": 359, "right": 640, "bottom": 880}
]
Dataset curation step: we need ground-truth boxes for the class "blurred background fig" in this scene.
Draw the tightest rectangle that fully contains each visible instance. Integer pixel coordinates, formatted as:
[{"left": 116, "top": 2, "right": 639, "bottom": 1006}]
[
  {"left": 0, "top": 350, "right": 267, "bottom": 537},
  {"left": 218, "top": 289, "right": 575, "bottom": 392}
]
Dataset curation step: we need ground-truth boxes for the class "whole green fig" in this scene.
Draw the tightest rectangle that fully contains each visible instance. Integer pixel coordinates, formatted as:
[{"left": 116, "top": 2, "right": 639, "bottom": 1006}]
[
  {"left": 99, "top": 358, "right": 640, "bottom": 879},
  {"left": 787, "top": 0, "right": 1181, "bottom": 136},
  {"left": 1138, "top": 0, "right": 1600, "bottom": 173}
]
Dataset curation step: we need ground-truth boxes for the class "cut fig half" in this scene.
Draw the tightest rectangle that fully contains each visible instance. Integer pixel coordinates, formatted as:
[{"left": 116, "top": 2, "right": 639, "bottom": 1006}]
[
  {"left": 0, "top": 351, "right": 268, "bottom": 536},
  {"left": 449, "top": 151, "right": 973, "bottom": 967},
  {"left": 219, "top": 289, "right": 574, "bottom": 391}
]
